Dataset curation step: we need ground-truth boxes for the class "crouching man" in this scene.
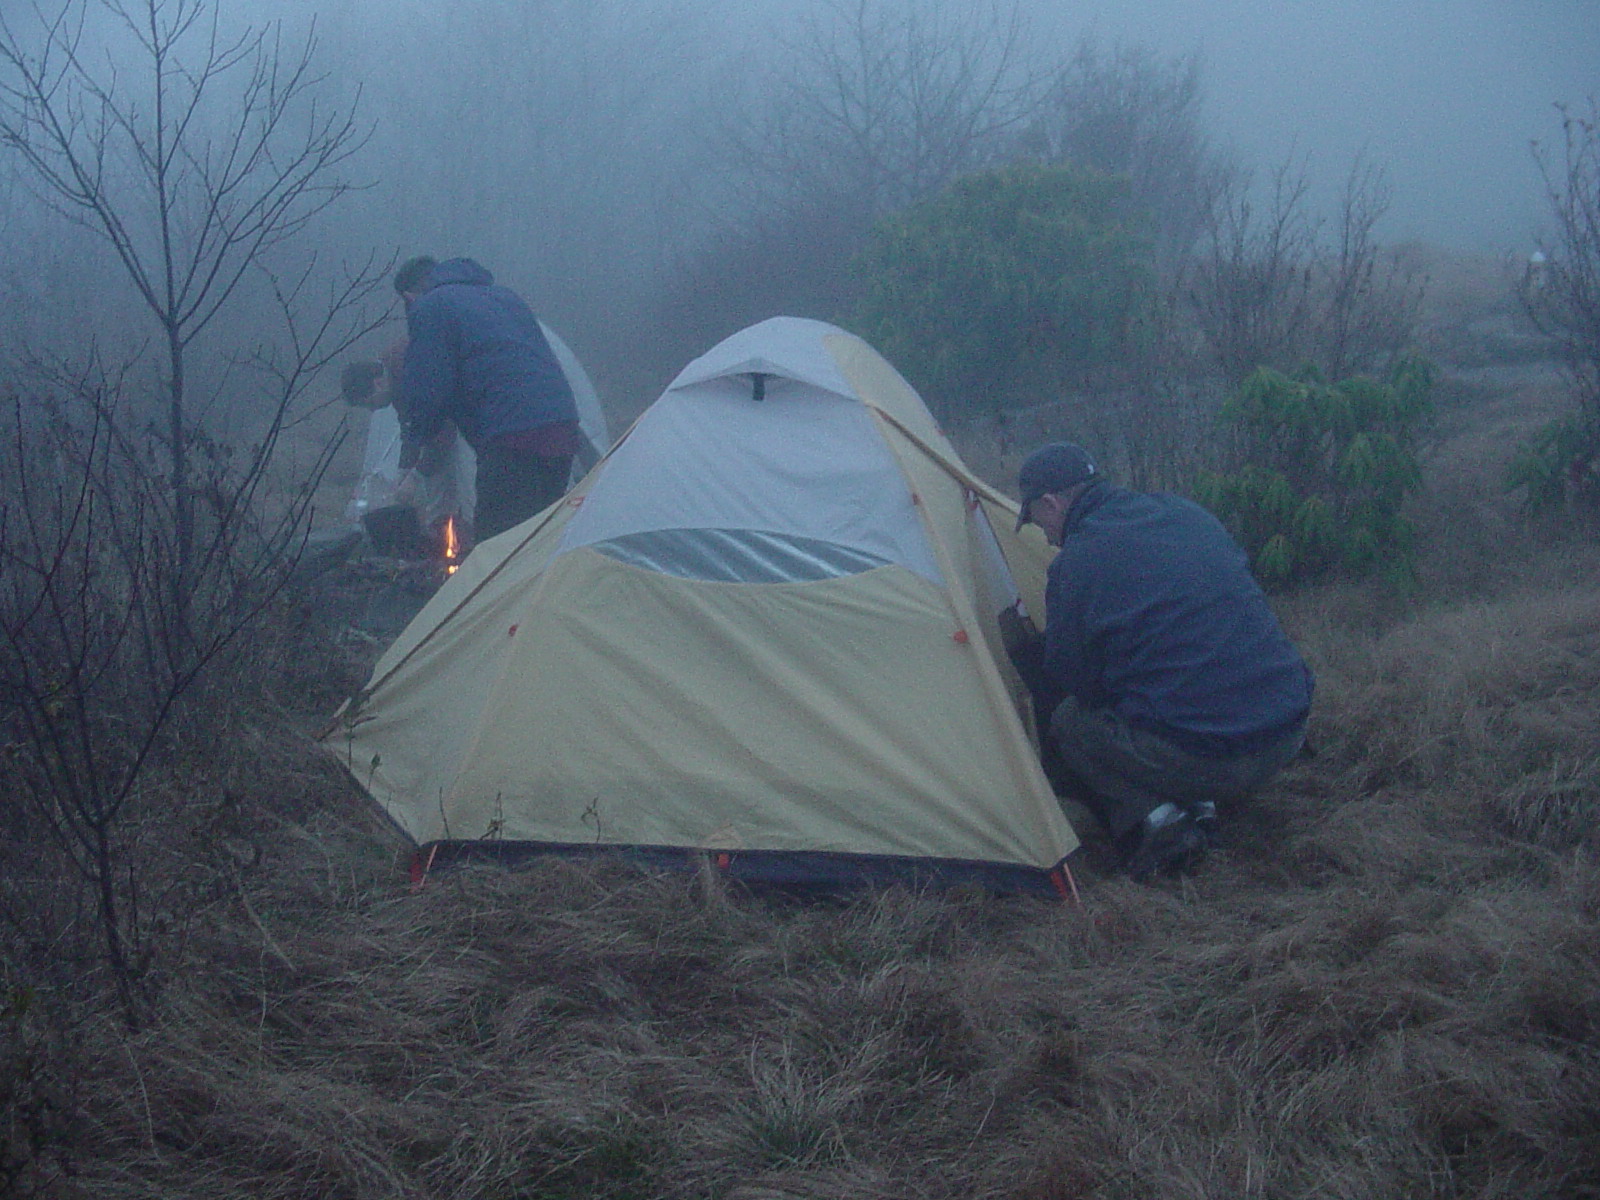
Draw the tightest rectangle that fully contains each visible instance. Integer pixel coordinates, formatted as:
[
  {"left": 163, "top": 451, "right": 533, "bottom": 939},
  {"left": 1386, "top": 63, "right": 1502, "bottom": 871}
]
[{"left": 1012, "top": 443, "right": 1314, "bottom": 880}]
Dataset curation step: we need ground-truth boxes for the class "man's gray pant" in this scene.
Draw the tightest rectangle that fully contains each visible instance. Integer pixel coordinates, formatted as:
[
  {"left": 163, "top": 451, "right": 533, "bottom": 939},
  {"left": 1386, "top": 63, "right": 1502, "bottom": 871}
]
[
  {"left": 475, "top": 444, "right": 572, "bottom": 543},
  {"left": 1048, "top": 697, "right": 1305, "bottom": 839}
]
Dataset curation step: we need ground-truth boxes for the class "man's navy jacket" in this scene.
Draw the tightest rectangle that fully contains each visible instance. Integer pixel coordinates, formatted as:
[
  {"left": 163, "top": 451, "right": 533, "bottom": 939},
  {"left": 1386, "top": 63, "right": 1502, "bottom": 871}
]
[
  {"left": 397, "top": 257, "right": 576, "bottom": 449},
  {"left": 1042, "top": 482, "right": 1314, "bottom": 758}
]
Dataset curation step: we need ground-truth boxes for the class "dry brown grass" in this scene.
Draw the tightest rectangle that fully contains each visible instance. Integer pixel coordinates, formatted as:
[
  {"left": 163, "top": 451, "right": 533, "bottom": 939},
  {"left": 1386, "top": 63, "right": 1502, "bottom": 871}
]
[
  {"left": 7, "top": 543, "right": 1593, "bottom": 1199},
  {"left": 7, "top": 266, "right": 1600, "bottom": 1198},
  {"left": 39, "top": 778, "right": 1599, "bottom": 1198}
]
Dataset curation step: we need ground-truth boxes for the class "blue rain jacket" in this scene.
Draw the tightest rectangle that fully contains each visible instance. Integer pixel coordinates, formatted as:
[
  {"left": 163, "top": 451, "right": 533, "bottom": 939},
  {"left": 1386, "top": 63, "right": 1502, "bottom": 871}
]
[
  {"left": 397, "top": 258, "right": 576, "bottom": 448},
  {"left": 1043, "top": 482, "right": 1313, "bottom": 757}
]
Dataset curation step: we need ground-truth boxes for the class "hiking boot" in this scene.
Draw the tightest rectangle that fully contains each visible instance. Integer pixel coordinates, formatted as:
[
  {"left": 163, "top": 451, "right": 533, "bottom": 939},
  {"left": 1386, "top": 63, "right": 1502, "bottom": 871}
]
[{"left": 1122, "top": 802, "right": 1209, "bottom": 882}]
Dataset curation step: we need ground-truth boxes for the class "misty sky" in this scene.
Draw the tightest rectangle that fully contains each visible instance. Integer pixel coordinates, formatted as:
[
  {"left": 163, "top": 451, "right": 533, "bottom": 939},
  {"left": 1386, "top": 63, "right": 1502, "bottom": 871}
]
[
  {"left": 250, "top": 0, "right": 1596, "bottom": 253},
  {"left": 1032, "top": 0, "right": 1598, "bottom": 248}
]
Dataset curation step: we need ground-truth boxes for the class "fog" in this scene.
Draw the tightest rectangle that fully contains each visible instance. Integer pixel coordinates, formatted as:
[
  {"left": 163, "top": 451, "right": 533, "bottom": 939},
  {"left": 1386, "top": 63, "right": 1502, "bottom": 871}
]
[
  {"left": 1, "top": 0, "right": 1595, "bottom": 412},
  {"left": 1035, "top": 0, "right": 1599, "bottom": 247},
  {"left": 300, "top": 0, "right": 1598, "bottom": 253}
]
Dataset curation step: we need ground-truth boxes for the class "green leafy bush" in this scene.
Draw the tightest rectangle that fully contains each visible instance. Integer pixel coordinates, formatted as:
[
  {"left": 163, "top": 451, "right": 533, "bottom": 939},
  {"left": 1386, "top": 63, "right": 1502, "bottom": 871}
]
[
  {"left": 847, "top": 162, "right": 1151, "bottom": 423},
  {"left": 1196, "top": 358, "right": 1433, "bottom": 587},
  {"left": 1505, "top": 415, "right": 1600, "bottom": 511}
]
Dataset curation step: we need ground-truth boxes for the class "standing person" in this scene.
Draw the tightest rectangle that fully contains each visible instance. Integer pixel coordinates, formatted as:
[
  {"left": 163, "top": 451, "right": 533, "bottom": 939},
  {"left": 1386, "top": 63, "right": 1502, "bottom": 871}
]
[
  {"left": 393, "top": 255, "right": 580, "bottom": 542},
  {"left": 1012, "top": 442, "right": 1314, "bottom": 880}
]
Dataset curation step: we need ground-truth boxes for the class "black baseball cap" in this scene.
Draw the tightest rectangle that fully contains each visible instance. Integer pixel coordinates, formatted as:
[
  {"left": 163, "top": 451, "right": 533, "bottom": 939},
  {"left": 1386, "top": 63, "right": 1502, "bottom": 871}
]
[{"left": 1015, "top": 442, "right": 1097, "bottom": 531}]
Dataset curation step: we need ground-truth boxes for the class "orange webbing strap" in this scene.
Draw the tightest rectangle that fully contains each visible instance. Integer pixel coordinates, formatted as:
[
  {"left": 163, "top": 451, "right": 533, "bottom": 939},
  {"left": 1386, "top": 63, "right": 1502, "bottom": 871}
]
[
  {"left": 1050, "top": 862, "right": 1082, "bottom": 904},
  {"left": 408, "top": 843, "right": 441, "bottom": 892}
]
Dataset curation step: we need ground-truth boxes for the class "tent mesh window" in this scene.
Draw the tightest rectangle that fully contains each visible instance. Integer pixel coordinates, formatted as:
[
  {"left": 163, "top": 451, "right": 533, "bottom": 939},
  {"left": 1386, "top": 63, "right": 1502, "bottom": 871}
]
[{"left": 589, "top": 528, "right": 892, "bottom": 582}]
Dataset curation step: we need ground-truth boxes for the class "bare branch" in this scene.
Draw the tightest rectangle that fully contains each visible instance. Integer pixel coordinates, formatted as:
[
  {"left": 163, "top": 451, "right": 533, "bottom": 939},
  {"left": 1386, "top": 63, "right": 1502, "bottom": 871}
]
[
  {"left": 726, "top": 0, "right": 1043, "bottom": 222},
  {"left": 1527, "top": 100, "right": 1600, "bottom": 414},
  {"left": 0, "top": 0, "right": 376, "bottom": 1025}
]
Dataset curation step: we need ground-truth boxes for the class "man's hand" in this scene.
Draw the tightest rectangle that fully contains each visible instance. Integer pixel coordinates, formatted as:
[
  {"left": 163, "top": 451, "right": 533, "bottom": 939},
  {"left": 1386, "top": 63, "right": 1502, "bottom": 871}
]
[{"left": 998, "top": 602, "right": 1055, "bottom": 708}]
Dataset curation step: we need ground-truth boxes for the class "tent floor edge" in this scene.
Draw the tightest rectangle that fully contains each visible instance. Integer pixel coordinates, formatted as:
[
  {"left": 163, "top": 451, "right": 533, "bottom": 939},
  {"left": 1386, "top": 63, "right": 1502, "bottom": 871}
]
[{"left": 405, "top": 840, "right": 1079, "bottom": 900}]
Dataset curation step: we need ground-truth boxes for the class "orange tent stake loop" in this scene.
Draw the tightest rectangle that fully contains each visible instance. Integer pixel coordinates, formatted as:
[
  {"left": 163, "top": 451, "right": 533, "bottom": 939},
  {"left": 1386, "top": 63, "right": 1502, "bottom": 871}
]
[{"left": 409, "top": 843, "right": 441, "bottom": 892}]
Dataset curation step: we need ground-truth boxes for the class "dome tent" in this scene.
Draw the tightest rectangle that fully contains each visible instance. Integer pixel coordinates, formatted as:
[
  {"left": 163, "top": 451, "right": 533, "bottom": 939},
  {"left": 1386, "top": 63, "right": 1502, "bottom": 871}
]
[{"left": 323, "top": 317, "right": 1079, "bottom": 895}]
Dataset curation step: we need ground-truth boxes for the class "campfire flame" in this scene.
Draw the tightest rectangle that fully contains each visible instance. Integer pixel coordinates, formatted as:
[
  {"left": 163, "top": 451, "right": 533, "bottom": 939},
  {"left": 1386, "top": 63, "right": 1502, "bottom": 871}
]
[{"left": 443, "top": 516, "right": 460, "bottom": 575}]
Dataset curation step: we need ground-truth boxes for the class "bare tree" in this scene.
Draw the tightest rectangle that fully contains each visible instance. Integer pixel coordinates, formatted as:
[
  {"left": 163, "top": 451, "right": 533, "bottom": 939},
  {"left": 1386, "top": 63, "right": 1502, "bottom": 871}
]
[
  {"left": 0, "top": 0, "right": 386, "bottom": 1027},
  {"left": 1188, "top": 159, "right": 1319, "bottom": 384},
  {"left": 656, "top": 0, "right": 1045, "bottom": 351},
  {"left": 0, "top": 0, "right": 373, "bottom": 608},
  {"left": 1188, "top": 156, "right": 1422, "bottom": 385},
  {"left": 722, "top": 0, "right": 1044, "bottom": 248},
  {"left": 1024, "top": 40, "right": 1231, "bottom": 273},
  {"left": 1526, "top": 99, "right": 1600, "bottom": 437},
  {"left": 1317, "top": 157, "right": 1425, "bottom": 381},
  {"left": 0, "top": 321, "right": 374, "bottom": 1027}
]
